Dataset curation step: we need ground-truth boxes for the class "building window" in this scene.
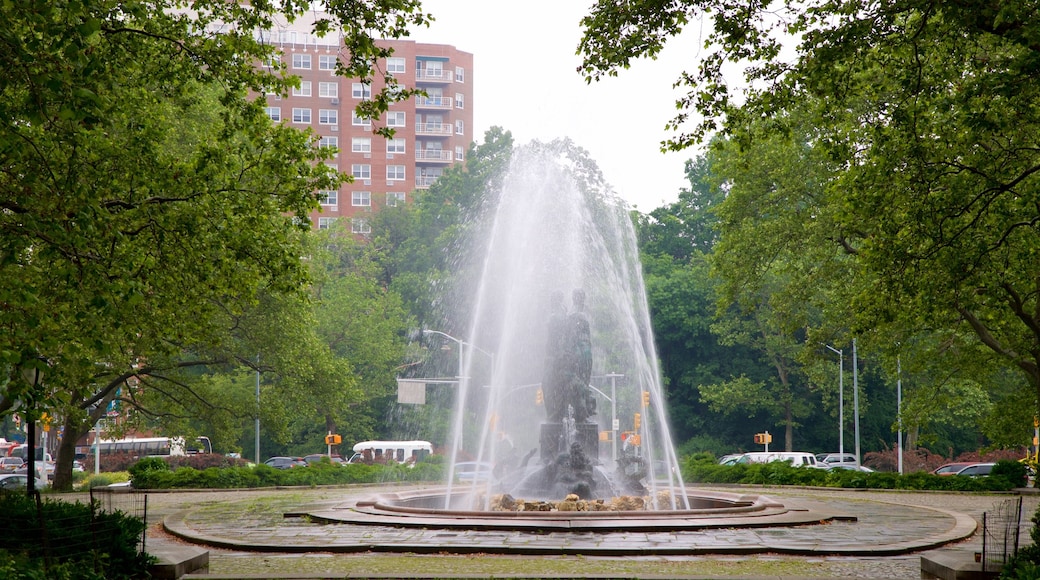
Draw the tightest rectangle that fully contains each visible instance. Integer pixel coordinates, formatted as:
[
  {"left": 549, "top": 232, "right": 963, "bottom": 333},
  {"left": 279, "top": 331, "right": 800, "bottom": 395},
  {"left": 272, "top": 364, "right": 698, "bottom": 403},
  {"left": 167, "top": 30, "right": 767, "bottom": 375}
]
[
  {"left": 455, "top": 146, "right": 464, "bottom": 162},
  {"left": 386, "top": 192, "right": 406, "bottom": 207},
  {"left": 265, "top": 107, "right": 281, "bottom": 122},
  {"left": 352, "top": 164, "right": 371, "bottom": 180},
  {"left": 455, "top": 120, "right": 464, "bottom": 135},
  {"left": 387, "top": 165, "right": 405, "bottom": 180},
  {"left": 318, "top": 82, "right": 338, "bottom": 98},
  {"left": 318, "top": 190, "right": 338, "bottom": 205},
  {"left": 319, "top": 55, "right": 337, "bottom": 70},
  {"left": 292, "top": 81, "right": 311, "bottom": 97},
  {"left": 351, "top": 111, "right": 370, "bottom": 127},
  {"left": 455, "top": 66, "right": 465, "bottom": 82},
  {"left": 352, "top": 137, "right": 371, "bottom": 153},
  {"left": 292, "top": 53, "right": 311, "bottom": 69},
  {"left": 351, "top": 218, "right": 371, "bottom": 234},
  {"left": 352, "top": 191, "right": 371, "bottom": 206},
  {"left": 318, "top": 217, "right": 337, "bottom": 230},
  {"left": 386, "top": 138, "right": 406, "bottom": 154},
  {"left": 292, "top": 108, "right": 311, "bottom": 123},
  {"left": 387, "top": 111, "right": 406, "bottom": 127},
  {"left": 351, "top": 83, "right": 371, "bottom": 99},
  {"left": 319, "top": 109, "right": 338, "bottom": 125},
  {"left": 387, "top": 57, "right": 405, "bottom": 73},
  {"left": 318, "top": 136, "right": 338, "bottom": 153},
  {"left": 455, "top": 93, "right": 464, "bottom": 109}
]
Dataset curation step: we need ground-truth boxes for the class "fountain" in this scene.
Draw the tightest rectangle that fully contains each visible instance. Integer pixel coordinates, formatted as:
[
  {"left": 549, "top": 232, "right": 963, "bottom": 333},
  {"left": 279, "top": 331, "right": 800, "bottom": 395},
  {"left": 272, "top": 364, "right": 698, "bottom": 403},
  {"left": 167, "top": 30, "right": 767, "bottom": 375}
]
[
  {"left": 306, "top": 139, "right": 846, "bottom": 533},
  {"left": 434, "top": 138, "right": 687, "bottom": 509}
]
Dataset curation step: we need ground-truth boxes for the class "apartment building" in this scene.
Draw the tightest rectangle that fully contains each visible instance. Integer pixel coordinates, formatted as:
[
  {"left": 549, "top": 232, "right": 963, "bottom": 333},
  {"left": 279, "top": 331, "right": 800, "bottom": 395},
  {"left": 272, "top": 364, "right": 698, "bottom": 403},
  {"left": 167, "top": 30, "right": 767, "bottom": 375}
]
[{"left": 261, "top": 24, "right": 474, "bottom": 234}]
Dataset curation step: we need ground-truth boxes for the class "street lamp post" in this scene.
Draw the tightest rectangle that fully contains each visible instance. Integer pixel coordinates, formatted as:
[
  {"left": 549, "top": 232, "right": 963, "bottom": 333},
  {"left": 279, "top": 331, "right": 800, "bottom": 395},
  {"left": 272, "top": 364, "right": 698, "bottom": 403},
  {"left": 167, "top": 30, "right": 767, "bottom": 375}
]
[
  {"left": 853, "top": 338, "right": 861, "bottom": 466},
  {"left": 20, "top": 366, "right": 43, "bottom": 496},
  {"left": 897, "top": 355, "right": 903, "bottom": 475},
  {"left": 423, "top": 330, "right": 495, "bottom": 454},
  {"left": 824, "top": 344, "right": 844, "bottom": 459},
  {"left": 605, "top": 373, "right": 622, "bottom": 464}
]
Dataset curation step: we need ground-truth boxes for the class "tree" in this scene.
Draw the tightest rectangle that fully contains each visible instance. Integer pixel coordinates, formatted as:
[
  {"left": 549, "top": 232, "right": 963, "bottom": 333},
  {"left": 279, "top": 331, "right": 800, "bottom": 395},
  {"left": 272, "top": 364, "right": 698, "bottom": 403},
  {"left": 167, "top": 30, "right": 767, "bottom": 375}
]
[
  {"left": 579, "top": 1, "right": 1040, "bottom": 422},
  {"left": 0, "top": 0, "right": 429, "bottom": 489}
]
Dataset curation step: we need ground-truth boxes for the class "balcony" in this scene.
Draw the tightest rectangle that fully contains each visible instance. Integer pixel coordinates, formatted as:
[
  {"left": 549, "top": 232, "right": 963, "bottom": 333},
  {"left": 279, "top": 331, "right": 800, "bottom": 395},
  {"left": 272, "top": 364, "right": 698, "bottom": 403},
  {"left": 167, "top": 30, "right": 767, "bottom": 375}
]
[
  {"left": 415, "top": 175, "right": 439, "bottom": 189},
  {"left": 415, "top": 69, "right": 453, "bottom": 83},
  {"left": 415, "top": 123, "right": 454, "bottom": 137},
  {"left": 415, "top": 149, "right": 453, "bottom": 163},
  {"left": 415, "top": 96, "right": 453, "bottom": 110}
]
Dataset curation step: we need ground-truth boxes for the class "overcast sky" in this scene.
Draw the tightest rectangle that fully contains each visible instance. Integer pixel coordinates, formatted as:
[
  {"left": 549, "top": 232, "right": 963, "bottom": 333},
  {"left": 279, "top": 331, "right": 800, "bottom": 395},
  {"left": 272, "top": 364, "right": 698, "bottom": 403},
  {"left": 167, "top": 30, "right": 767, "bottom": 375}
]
[{"left": 407, "top": 1, "right": 707, "bottom": 211}]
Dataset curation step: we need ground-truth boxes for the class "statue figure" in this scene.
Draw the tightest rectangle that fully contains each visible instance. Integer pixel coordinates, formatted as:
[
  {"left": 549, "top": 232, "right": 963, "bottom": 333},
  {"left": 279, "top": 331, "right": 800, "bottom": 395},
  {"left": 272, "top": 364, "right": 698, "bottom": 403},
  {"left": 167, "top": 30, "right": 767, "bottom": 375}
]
[
  {"left": 542, "top": 290, "right": 569, "bottom": 422},
  {"left": 564, "top": 288, "right": 594, "bottom": 423},
  {"left": 542, "top": 288, "right": 595, "bottom": 423}
]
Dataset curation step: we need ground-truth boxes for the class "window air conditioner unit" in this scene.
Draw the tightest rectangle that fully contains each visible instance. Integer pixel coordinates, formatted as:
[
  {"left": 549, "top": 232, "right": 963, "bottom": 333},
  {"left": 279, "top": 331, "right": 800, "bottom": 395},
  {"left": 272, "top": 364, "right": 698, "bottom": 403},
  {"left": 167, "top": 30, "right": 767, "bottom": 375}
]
[
  {"left": 330, "top": 98, "right": 339, "bottom": 105},
  {"left": 331, "top": 125, "right": 338, "bottom": 132},
  {"left": 364, "top": 180, "right": 371, "bottom": 185}
]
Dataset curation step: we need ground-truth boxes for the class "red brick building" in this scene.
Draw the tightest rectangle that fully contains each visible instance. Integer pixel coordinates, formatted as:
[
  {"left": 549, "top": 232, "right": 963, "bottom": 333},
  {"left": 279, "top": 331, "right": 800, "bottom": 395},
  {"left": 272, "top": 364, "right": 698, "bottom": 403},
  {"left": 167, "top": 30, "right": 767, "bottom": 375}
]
[{"left": 262, "top": 23, "right": 474, "bottom": 234}]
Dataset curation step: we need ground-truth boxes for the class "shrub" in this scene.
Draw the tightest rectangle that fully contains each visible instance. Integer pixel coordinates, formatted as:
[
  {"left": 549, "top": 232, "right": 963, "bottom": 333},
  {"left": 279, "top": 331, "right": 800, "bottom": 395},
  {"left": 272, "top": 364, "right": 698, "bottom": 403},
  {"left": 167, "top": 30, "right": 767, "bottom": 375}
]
[
  {"left": 0, "top": 492, "right": 153, "bottom": 579},
  {"left": 681, "top": 460, "right": 1018, "bottom": 492},
  {"left": 991, "top": 460, "right": 1028, "bottom": 488}
]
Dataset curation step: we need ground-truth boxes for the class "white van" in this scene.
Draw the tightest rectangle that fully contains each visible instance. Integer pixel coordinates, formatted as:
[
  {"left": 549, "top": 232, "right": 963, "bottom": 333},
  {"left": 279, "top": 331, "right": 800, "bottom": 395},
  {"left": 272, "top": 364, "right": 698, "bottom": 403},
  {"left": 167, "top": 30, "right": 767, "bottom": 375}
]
[
  {"left": 349, "top": 440, "right": 433, "bottom": 465},
  {"left": 736, "top": 452, "right": 823, "bottom": 468}
]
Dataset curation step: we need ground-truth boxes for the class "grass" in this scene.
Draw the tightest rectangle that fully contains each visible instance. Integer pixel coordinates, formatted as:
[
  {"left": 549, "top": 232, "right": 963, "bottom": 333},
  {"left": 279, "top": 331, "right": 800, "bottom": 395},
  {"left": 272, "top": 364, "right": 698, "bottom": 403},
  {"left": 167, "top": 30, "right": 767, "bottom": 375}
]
[{"left": 210, "top": 552, "right": 832, "bottom": 578}]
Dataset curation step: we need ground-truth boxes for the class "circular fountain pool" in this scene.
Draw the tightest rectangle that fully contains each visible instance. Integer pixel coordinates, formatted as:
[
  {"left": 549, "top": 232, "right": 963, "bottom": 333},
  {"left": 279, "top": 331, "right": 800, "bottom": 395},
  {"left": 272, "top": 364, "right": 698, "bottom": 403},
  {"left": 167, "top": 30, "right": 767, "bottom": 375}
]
[{"left": 301, "top": 486, "right": 855, "bottom": 532}]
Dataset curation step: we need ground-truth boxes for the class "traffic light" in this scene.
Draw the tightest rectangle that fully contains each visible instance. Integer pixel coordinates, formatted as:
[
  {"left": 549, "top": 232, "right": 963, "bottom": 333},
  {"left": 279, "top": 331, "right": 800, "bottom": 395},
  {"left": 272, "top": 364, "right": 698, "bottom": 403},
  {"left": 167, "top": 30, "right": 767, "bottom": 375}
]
[
  {"left": 325, "top": 434, "right": 342, "bottom": 445},
  {"left": 535, "top": 388, "right": 544, "bottom": 405},
  {"left": 753, "top": 432, "right": 772, "bottom": 445},
  {"left": 641, "top": 391, "right": 650, "bottom": 407},
  {"left": 633, "top": 413, "right": 641, "bottom": 430}
]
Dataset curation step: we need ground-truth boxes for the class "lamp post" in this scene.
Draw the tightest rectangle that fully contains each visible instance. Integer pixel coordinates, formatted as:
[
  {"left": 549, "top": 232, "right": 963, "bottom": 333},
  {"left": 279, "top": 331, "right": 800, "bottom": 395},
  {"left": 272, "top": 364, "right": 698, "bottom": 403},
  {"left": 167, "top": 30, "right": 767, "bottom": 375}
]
[
  {"left": 422, "top": 329, "right": 495, "bottom": 454},
  {"left": 853, "top": 338, "right": 861, "bottom": 466},
  {"left": 605, "top": 373, "right": 622, "bottom": 464},
  {"left": 824, "top": 344, "right": 844, "bottom": 459},
  {"left": 897, "top": 355, "right": 903, "bottom": 475},
  {"left": 21, "top": 365, "right": 43, "bottom": 496}
]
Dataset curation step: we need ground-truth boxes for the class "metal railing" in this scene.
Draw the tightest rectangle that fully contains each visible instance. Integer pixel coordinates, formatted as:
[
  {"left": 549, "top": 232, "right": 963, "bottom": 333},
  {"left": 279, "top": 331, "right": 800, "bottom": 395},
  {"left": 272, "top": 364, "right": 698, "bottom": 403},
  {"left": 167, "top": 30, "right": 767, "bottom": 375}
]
[
  {"left": 415, "top": 123, "right": 454, "bottom": 136},
  {"left": 415, "top": 150, "right": 453, "bottom": 162},
  {"left": 981, "top": 496, "right": 1023, "bottom": 572}
]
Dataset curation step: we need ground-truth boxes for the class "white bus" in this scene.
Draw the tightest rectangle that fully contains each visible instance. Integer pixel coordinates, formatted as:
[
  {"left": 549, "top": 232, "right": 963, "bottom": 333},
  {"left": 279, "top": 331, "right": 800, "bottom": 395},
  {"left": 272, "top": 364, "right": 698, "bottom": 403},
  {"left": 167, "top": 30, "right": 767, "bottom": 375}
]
[
  {"left": 76, "top": 436, "right": 212, "bottom": 459},
  {"left": 349, "top": 440, "right": 432, "bottom": 464}
]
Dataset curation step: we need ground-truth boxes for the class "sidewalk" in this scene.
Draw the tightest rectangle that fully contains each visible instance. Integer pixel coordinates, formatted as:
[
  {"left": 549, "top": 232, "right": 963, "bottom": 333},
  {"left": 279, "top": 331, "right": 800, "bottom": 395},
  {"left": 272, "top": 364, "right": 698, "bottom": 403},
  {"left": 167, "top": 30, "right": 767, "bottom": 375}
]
[{"left": 137, "top": 485, "right": 1040, "bottom": 579}]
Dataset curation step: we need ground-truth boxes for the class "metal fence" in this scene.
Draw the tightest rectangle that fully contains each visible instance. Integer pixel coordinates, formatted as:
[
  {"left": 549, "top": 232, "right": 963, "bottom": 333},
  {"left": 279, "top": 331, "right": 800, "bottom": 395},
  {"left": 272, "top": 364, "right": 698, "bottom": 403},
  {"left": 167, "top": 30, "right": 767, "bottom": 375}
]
[
  {"left": 981, "top": 496, "right": 1023, "bottom": 572},
  {"left": 90, "top": 487, "right": 149, "bottom": 553}
]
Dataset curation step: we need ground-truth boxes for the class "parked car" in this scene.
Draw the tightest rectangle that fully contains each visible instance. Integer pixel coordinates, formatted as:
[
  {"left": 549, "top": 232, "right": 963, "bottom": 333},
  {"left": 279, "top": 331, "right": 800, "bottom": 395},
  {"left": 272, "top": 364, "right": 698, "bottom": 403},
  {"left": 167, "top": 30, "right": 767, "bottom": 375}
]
[
  {"left": 303, "top": 454, "right": 346, "bottom": 466},
  {"left": 453, "top": 461, "right": 494, "bottom": 483},
  {"left": 263, "top": 456, "right": 305, "bottom": 469},
  {"left": 817, "top": 453, "right": 859, "bottom": 468},
  {"left": 0, "top": 473, "right": 46, "bottom": 490},
  {"left": 933, "top": 462, "right": 975, "bottom": 476},
  {"left": 0, "top": 457, "right": 24, "bottom": 472},
  {"left": 954, "top": 463, "right": 995, "bottom": 477},
  {"left": 828, "top": 464, "right": 875, "bottom": 473}
]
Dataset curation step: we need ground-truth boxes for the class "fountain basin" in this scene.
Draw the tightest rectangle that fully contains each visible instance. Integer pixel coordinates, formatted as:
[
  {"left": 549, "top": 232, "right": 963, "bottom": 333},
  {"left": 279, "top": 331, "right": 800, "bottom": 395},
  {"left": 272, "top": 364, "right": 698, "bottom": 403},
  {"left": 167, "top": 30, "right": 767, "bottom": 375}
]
[{"left": 303, "top": 486, "right": 855, "bottom": 532}]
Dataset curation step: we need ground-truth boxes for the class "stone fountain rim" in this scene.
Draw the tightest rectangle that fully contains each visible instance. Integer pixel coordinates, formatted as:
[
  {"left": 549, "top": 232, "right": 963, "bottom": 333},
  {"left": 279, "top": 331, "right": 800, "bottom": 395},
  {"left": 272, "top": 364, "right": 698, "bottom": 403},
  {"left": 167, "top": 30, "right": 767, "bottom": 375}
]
[
  {"left": 304, "top": 485, "right": 856, "bottom": 532},
  {"left": 358, "top": 486, "right": 786, "bottom": 519}
]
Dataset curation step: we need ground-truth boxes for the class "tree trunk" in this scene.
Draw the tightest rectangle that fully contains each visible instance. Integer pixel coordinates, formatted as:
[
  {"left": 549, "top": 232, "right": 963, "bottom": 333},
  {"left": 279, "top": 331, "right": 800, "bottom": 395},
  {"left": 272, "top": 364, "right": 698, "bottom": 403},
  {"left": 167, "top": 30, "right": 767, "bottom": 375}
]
[{"left": 51, "top": 415, "right": 88, "bottom": 491}]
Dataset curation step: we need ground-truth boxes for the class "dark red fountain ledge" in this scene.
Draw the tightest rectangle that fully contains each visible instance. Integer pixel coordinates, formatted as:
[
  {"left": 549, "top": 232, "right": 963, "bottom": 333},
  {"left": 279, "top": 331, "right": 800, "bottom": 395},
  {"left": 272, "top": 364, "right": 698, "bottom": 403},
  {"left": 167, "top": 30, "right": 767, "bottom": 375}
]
[{"left": 296, "top": 486, "right": 856, "bottom": 532}]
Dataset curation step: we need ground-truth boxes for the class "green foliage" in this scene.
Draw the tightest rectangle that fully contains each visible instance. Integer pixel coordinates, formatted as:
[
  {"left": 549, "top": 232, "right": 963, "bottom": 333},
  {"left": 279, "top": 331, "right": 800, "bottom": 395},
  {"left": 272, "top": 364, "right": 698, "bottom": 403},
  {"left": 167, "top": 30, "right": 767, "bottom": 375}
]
[
  {"left": 1000, "top": 505, "right": 1040, "bottom": 579},
  {"left": 991, "top": 460, "right": 1028, "bottom": 489},
  {"left": 683, "top": 461, "right": 1019, "bottom": 492},
  {"left": 0, "top": 493, "right": 153, "bottom": 579},
  {"left": 127, "top": 457, "right": 445, "bottom": 489}
]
